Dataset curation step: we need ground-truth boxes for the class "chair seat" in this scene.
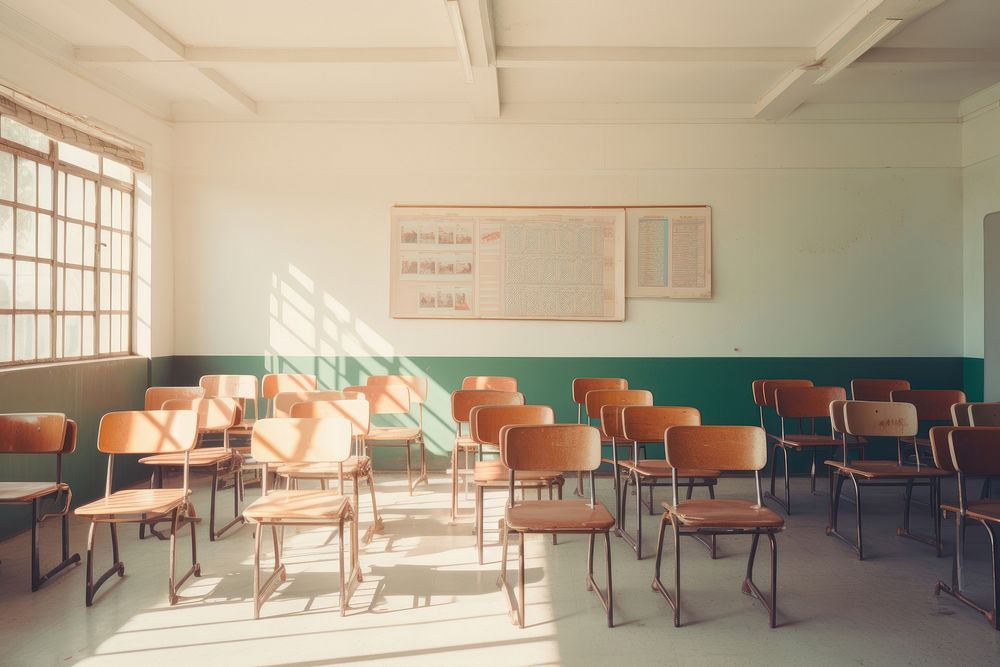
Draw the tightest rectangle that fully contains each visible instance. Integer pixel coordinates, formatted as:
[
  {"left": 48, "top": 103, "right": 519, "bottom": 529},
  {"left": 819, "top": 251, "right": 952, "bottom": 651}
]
[
  {"left": 228, "top": 419, "right": 255, "bottom": 434},
  {"left": 276, "top": 456, "right": 371, "bottom": 479},
  {"left": 454, "top": 435, "right": 478, "bottom": 451},
  {"left": 618, "top": 459, "right": 719, "bottom": 479},
  {"left": 943, "top": 499, "right": 1000, "bottom": 516},
  {"left": 75, "top": 489, "right": 186, "bottom": 518},
  {"left": 473, "top": 460, "right": 561, "bottom": 484},
  {"left": 505, "top": 500, "right": 615, "bottom": 532},
  {"left": 0, "top": 481, "right": 62, "bottom": 503},
  {"left": 967, "top": 504, "right": 1000, "bottom": 524},
  {"left": 901, "top": 436, "right": 931, "bottom": 448},
  {"left": 139, "top": 448, "right": 234, "bottom": 467},
  {"left": 777, "top": 434, "right": 842, "bottom": 448},
  {"left": 824, "top": 460, "right": 951, "bottom": 479},
  {"left": 244, "top": 490, "right": 351, "bottom": 522},
  {"left": 367, "top": 426, "right": 421, "bottom": 442},
  {"left": 663, "top": 499, "right": 785, "bottom": 528}
]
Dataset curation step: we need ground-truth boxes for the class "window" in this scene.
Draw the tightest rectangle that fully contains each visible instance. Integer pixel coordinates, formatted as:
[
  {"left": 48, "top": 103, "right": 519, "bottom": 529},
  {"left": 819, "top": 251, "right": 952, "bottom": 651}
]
[{"left": 0, "top": 116, "right": 134, "bottom": 365}]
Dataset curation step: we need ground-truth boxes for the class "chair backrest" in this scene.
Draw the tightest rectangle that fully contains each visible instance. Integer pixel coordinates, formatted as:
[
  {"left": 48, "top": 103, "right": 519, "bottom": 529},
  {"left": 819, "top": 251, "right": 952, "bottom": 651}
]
[
  {"left": 928, "top": 426, "right": 960, "bottom": 471},
  {"left": 891, "top": 389, "right": 966, "bottom": 422},
  {"left": 349, "top": 385, "right": 411, "bottom": 416},
  {"left": 620, "top": 406, "right": 701, "bottom": 442},
  {"left": 273, "top": 389, "right": 360, "bottom": 418},
  {"left": 601, "top": 404, "right": 627, "bottom": 440},
  {"left": 951, "top": 402, "right": 974, "bottom": 426},
  {"left": 948, "top": 427, "right": 1000, "bottom": 476},
  {"left": 501, "top": 424, "right": 601, "bottom": 472},
  {"left": 144, "top": 386, "right": 205, "bottom": 410},
  {"left": 200, "top": 374, "right": 259, "bottom": 420},
  {"left": 0, "top": 413, "right": 68, "bottom": 454},
  {"left": 572, "top": 377, "right": 627, "bottom": 406},
  {"left": 851, "top": 378, "right": 910, "bottom": 402},
  {"left": 97, "top": 410, "right": 199, "bottom": 455},
  {"left": 262, "top": 373, "right": 317, "bottom": 401},
  {"left": 584, "top": 388, "right": 653, "bottom": 420},
  {"left": 250, "top": 417, "right": 353, "bottom": 464},
  {"left": 829, "top": 399, "right": 849, "bottom": 435},
  {"left": 451, "top": 389, "right": 524, "bottom": 424},
  {"left": 366, "top": 375, "right": 428, "bottom": 404},
  {"left": 470, "top": 405, "right": 555, "bottom": 446},
  {"left": 161, "top": 397, "right": 240, "bottom": 432},
  {"left": 969, "top": 402, "right": 1000, "bottom": 427},
  {"left": 842, "top": 401, "right": 918, "bottom": 438},
  {"left": 462, "top": 376, "right": 518, "bottom": 392},
  {"left": 757, "top": 379, "right": 813, "bottom": 408},
  {"left": 774, "top": 386, "right": 847, "bottom": 419},
  {"left": 664, "top": 425, "right": 767, "bottom": 472},
  {"left": 289, "top": 399, "right": 370, "bottom": 437}
]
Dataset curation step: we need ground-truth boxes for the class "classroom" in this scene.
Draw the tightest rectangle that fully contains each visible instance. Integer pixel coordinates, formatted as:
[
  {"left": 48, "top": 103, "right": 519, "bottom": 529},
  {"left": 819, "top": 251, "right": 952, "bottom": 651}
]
[{"left": 1, "top": 1, "right": 1000, "bottom": 665}]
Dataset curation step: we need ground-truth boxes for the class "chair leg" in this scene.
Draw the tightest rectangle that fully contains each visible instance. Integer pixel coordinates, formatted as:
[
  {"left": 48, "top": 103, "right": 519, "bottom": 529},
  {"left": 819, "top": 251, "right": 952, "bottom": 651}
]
[
  {"left": 366, "top": 468, "right": 384, "bottom": 541},
  {"left": 450, "top": 445, "right": 459, "bottom": 521},
  {"left": 476, "top": 485, "right": 485, "bottom": 565},
  {"left": 518, "top": 531, "right": 526, "bottom": 628},
  {"left": 986, "top": 521, "right": 1000, "bottom": 631},
  {"left": 405, "top": 442, "right": 414, "bottom": 495},
  {"left": 742, "top": 531, "right": 779, "bottom": 628},
  {"left": 672, "top": 519, "right": 682, "bottom": 626},
  {"left": 635, "top": 472, "right": 644, "bottom": 559},
  {"left": 30, "top": 497, "right": 81, "bottom": 592},
  {"left": 338, "top": 520, "right": 347, "bottom": 617}
]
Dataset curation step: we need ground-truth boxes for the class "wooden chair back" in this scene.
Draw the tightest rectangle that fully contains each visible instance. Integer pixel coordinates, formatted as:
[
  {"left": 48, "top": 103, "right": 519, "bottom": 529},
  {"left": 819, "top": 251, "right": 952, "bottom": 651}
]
[
  {"left": 451, "top": 390, "right": 524, "bottom": 424},
  {"left": 62, "top": 419, "right": 78, "bottom": 455},
  {"left": 969, "top": 402, "right": 1000, "bottom": 427},
  {"left": 928, "top": 426, "right": 960, "bottom": 471},
  {"left": 97, "top": 410, "right": 199, "bottom": 455},
  {"left": 890, "top": 389, "right": 966, "bottom": 422},
  {"left": 161, "top": 398, "right": 240, "bottom": 433},
  {"left": 951, "top": 402, "right": 974, "bottom": 426},
  {"left": 144, "top": 386, "right": 205, "bottom": 410},
  {"left": 757, "top": 379, "right": 812, "bottom": 408},
  {"left": 348, "top": 385, "right": 411, "bottom": 416},
  {"left": 948, "top": 427, "right": 1000, "bottom": 476},
  {"left": 620, "top": 406, "right": 701, "bottom": 442},
  {"left": 250, "top": 417, "right": 353, "bottom": 465},
  {"left": 572, "top": 378, "right": 627, "bottom": 405},
  {"left": 470, "top": 405, "right": 555, "bottom": 447},
  {"left": 600, "top": 405, "right": 627, "bottom": 440},
  {"left": 200, "top": 374, "right": 259, "bottom": 420},
  {"left": 274, "top": 390, "right": 360, "bottom": 418},
  {"left": 501, "top": 424, "right": 601, "bottom": 472},
  {"left": 829, "top": 400, "right": 849, "bottom": 435},
  {"left": 584, "top": 389, "right": 652, "bottom": 421},
  {"left": 289, "top": 399, "right": 370, "bottom": 437},
  {"left": 842, "top": 401, "right": 918, "bottom": 438},
  {"left": 851, "top": 378, "right": 910, "bottom": 402},
  {"left": 0, "top": 413, "right": 68, "bottom": 454},
  {"left": 262, "top": 373, "right": 317, "bottom": 399},
  {"left": 367, "top": 375, "right": 428, "bottom": 404},
  {"left": 664, "top": 425, "right": 767, "bottom": 472},
  {"left": 462, "top": 376, "right": 518, "bottom": 392},
  {"left": 774, "top": 386, "right": 847, "bottom": 419}
]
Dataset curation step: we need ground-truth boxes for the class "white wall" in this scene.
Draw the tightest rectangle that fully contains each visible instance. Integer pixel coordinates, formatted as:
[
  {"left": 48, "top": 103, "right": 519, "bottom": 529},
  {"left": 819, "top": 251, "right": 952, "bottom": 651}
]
[
  {"left": 0, "top": 34, "right": 175, "bottom": 358},
  {"left": 172, "top": 121, "right": 962, "bottom": 359}
]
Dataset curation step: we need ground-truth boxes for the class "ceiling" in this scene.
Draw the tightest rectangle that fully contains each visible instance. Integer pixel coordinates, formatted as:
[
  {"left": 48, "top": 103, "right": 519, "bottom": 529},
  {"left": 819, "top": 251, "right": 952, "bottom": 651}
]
[{"left": 0, "top": 0, "right": 998, "bottom": 123}]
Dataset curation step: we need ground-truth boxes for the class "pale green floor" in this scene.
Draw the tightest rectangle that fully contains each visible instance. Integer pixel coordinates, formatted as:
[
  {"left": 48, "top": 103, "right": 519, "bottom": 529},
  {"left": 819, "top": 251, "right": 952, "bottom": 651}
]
[{"left": 1, "top": 472, "right": 999, "bottom": 666}]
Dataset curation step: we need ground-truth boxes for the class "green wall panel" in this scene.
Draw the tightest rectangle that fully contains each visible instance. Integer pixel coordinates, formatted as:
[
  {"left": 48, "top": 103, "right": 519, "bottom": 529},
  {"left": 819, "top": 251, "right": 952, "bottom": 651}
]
[{"left": 963, "top": 357, "right": 985, "bottom": 402}]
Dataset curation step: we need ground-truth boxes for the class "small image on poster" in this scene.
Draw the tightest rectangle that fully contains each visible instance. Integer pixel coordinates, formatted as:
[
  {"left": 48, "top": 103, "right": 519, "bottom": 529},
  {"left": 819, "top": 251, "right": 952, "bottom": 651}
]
[
  {"left": 419, "top": 223, "right": 437, "bottom": 244},
  {"left": 456, "top": 222, "right": 474, "bottom": 245},
  {"left": 438, "top": 223, "right": 455, "bottom": 245},
  {"left": 437, "top": 289, "right": 454, "bottom": 309},
  {"left": 454, "top": 285, "right": 473, "bottom": 313},
  {"left": 437, "top": 253, "right": 456, "bottom": 276},
  {"left": 418, "top": 289, "right": 437, "bottom": 311},
  {"left": 400, "top": 222, "right": 419, "bottom": 244},
  {"left": 418, "top": 256, "right": 437, "bottom": 275},
  {"left": 400, "top": 252, "right": 419, "bottom": 280},
  {"left": 456, "top": 253, "right": 473, "bottom": 275}
]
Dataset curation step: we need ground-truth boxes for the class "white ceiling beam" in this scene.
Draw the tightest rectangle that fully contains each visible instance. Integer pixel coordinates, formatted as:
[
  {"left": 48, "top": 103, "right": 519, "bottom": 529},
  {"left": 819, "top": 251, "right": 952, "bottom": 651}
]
[
  {"left": 75, "top": 46, "right": 457, "bottom": 65},
  {"left": 858, "top": 47, "right": 1000, "bottom": 64},
  {"left": 452, "top": 0, "right": 499, "bottom": 120},
  {"left": 497, "top": 46, "right": 816, "bottom": 67}
]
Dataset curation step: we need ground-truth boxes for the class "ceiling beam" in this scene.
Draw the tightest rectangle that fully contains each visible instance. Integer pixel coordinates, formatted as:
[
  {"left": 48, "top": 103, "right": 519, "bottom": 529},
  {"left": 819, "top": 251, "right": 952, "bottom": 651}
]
[
  {"left": 858, "top": 47, "right": 1000, "bottom": 64},
  {"left": 497, "top": 46, "right": 816, "bottom": 67},
  {"left": 453, "top": 0, "right": 499, "bottom": 120},
  {"left": 75, "top": 46, "right": 457, "bottom": 65}
]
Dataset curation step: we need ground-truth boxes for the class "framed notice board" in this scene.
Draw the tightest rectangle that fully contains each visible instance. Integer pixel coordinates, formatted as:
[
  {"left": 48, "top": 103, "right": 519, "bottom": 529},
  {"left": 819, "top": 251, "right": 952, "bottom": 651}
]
[
  {"left": 625, "top": 206, "right": 712, "bottom": 298},
  {"left": 390, "top": 206, "right": 626, "bottom": 321}
]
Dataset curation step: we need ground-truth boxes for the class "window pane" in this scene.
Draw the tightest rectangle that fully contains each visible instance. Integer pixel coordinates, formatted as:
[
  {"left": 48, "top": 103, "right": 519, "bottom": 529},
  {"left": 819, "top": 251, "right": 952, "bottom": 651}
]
[
  {"left": 37, "top": 263, "right": 51, "bottom": 310},
  {"left": 37, "top": 314, "right": 51, "bottom": 359},
  {"left": 0, "top": 258, "right": 11, "bottom": 308},
  {"left": 83, "top": 269, "right": 94, "bottom": 311},
  {"left": 65, "top": 268, "right": 81, "bottom": 310},
  {"left": 0, "top": 314, "right": 10, "bottom": 362},
  {"left": 121, "top": 234, "right": 130, "bottom": 271},
  {"left": 84, "top": 180, "right": 96, "bottom": 223},
  {"left": 121, "top": 275, "right": 130, "bottom": 311},
  {"left": 83, "top": 225, "right": 95, "bottom": 266},
  {"left": 37, "top": 163, "right": 52, "bottom": 211},
  {"left": 55, "top": 315, "right": 62, "bottom": 357},
  {"left": 66, "top": 222, "right": 82, "bottom": 265},
  {"left": 14, "top": 314, "right": 35, "bottom": 361},
  {"left": 57, "top": 142, "right": 99, "bottom": 172},
  {"left": 66, "top": 174, "right": 83, "bottom": 219},
  {"left": 64, "top": 315, "right": 81, "bottom": 357},
  {"left": 37, "top": 214, "right": 51, "bottom": 259},
  {"left": 15, "top": 209, "right": 35, "bottom": 256},
  {"left": 56, "top": 220, "right": 64, "bottom": 262},
  {"left": 55, "top": 267, "right": 63, "bottom": 309},
  {"left": 0, "top": 151, "right": 13, "bottom": 201},
  {"left": 103, "top": 158, "right": 132, "bottom": 182},
  {"left": 100, "top": 271, "right": 110, "bottom": 308},
  {"left": 99, "top": 314, "right": 109, "bottom": 354},
  {"left": 82, "top": 314, "right": 94, "bottom": 356},
  {"left": 121, "top": 192, "right": 132, "bottom": 231},
  {"left": 120, "top": 315, "right": 129, "bottom": 353},
  {"left": 111, "top": 189, "right": 121, "bottom": 230},
  {"left": 111, "top": 314, "right": 121, "bottom": 352},
  {"left": 2, "top": 117, "right": 50, "bottom": 153},
  {"left": 0, "top": 205, "right": 12, "bottom": 253},
  {"left": 100, "top": 186, "right": 111, "bottom": 227},
  {"left": 57, "top": 172, "right": 65, "bottom": 215},
  {"left": 15, "top": 261, "right": 35, "bottom": 308},
  {"left": 16, "top": 157, "right": 35, "bottom": 206},
  {"left": 111, "top": 272, "right": 121, "bottom": 309},
  {"left": 99, "top": 229, "right": 110, "bottom": 268}
]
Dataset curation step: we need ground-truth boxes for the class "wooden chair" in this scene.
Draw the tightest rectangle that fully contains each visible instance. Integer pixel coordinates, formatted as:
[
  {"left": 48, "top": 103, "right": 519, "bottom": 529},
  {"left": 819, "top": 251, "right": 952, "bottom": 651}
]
[
  {"left": 585, "top": 388, "right": 652, "bottom": 513},
  {"left": 572, "top": 378, "right": 628, "bottom": 495},
  {"left": 970, "top": 403, "right": 1000, "bottom": 427},
  {"left": 0, "top": 414, "right": 80, "bottom": 591},
  {"left": 825, "top": 401, "right": 949, "bottom": 560},
  {"left": 928, "top": 426, "right": 974, "bottom": 606},
  {"left": 200, "top": 374, "right": 259, "bottom": 437},
  {"left": 75, "top": 410, "right": 200, "bottom": 606},
  {"left": 139, "top": 398, "right": 243, "bottom": 541},
  {"left": 498, "top": 423, "right": 614, "bottom": 627},
  {"left": 939, "top": 427, "right": 1000, "bottom": 629},
  {"left": 273, "top": 389, "right": 360, "bottom": 418},
  {"left": 145, "top": 386, "right": 205, "bottom": 410},
  {"left": 462, "top": 376, "right": 518, "bottom": 392},
  {"left": 261, "top": 373, "right": 317, "bottom": 417},
  {"left": 450, "top": 389, "right": 525, "bottom": 522},
  {"left": 891, "top": 389, "right": 967, "bottom": 454},
  {"left": 768, "top": 386, "right": 849, "bottom": 514},
  {"left": 346, "top": 384, "right": 423, "bottom": 494},
  {"left": 244, "top": 417, "right": 362, "bottom": 619},
  {"left": 851, "top": 378, "right": 910, "bottom": 401},
  {"left": 283, "top": 399, "right": 384, "bottom": 544},
  {"left": 365, "top": 375, "right": 429, "bottom": 492},
  {"left": 468, "top": 404, "right": 562, "bottom": 565},
  {"left": 652, "top": 425, "right": 783, "bottom": 627},
  {"left": 617, "top": 406, "right": 718, "bottom": 559}
]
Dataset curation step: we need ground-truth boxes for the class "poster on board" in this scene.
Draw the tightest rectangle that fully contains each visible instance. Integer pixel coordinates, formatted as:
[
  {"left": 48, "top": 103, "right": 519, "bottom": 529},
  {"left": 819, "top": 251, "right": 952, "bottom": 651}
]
[{"left": 625, "top": 206, "right": 712, "bottom": 298}]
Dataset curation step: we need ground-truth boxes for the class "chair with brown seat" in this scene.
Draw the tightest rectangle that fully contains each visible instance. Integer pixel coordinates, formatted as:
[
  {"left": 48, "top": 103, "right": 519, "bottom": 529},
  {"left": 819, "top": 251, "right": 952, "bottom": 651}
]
[
  {"left": 75, "top": 410, "right": 200, "bottom": 606},
  {"left": 939, "top": 427, "right": 1000, "bottom": 629},
  {"left": 769, "top": 385, "right": 850, "bottom": 514},
  {"left": 346, "top": 384, "right": 423, "bottom": 494},
  {"left": 139, "top": 398, "right": 243, "bottom": 541},
  {"left": 145, "top": 386, "right": 205, "bottom": 410},
  {"left": 825, "top": 401, "right": 949, "bottom": 560},
  {"left": 617, "top": 406, "right": 718, "bottom": 559},
  {"left": 365, "top": 375, "right": 430, "bottom": 492},
  {"left": 585, "top": 388, "right": 652, "bottom": 514},
  {"left": 0, "top": 414, "right": 80, "bottom": 591},
  {"left": 243, "top": 417, "right": 362, "bottom": 619},
  {"left": 851, "top": 378, "right": 911, "bottom": 401},
  {"left": 752, "top": 379, "right": 812, "bottom": 507},
  {"left": 450, "top": 389, "right": 525, "bottom": 522},
  {"left": 469, "top": 404, "right": 562, "bottom": 565},
  {"left": 891, "top": 389, "right": 967, "bottom": 455},
  {"left": 283, "top": 399, "right": 384, "bottom": 544},
  {"left": 498, "top": 423, "right": 614, "bottom": 627},
  {"left": 273, "top": 390, "right": 361, "bottom": 418},
  {"left": 653, "top": 425, "right": 783, "bottom": 628},
  {"left": 261, "top": 373, "right": 317, "bottom": 417},
  {"left": 572, "top": 378, "right": 628, "bottom": 495},
  {"left": 462, "top": 376, "right": 518, "bottom": 392},
  {"left": 970, "top": 403, "right": 1000, "bottom": 427}
]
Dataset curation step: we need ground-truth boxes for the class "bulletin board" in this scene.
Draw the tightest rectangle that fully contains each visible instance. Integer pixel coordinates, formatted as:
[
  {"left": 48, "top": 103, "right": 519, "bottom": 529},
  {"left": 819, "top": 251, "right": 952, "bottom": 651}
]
[
  {"left": 390, "top": 206, "right": 626, "bottom": 321},
  {"left": 625, "top": 206, "right": 712, "bottom": 298}
]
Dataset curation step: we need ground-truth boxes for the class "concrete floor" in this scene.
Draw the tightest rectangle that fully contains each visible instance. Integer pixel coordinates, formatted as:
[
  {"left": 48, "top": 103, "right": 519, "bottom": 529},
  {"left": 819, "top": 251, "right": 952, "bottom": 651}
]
[{"left": 1, "top": 471, "right": 999, "bottom": 666}]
